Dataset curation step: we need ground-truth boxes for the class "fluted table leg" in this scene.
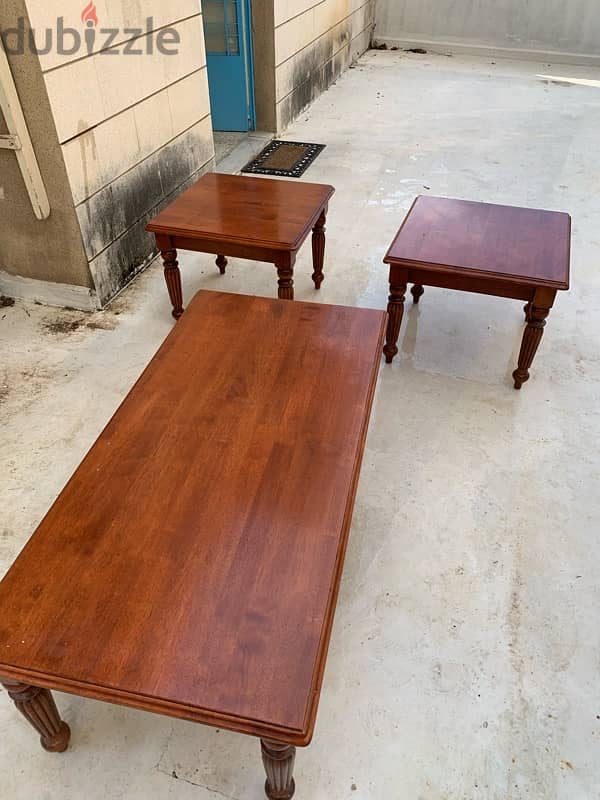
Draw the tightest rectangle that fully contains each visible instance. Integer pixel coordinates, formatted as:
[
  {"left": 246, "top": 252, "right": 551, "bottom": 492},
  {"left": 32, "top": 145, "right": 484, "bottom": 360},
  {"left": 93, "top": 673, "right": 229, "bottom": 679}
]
[
  {"left": 513, "top": 305, "right": 550, "bottom": 389},
  {"left": 160, "top": 248, "right": 184, "bottom": 319},
  {"left": 261, "top": 739, "right": 296, "bottom": 800},
  {"left": 311, "top": 209, "right": 327, "bottom": 290},
  {"left": 276, "top": 256, "right": 295, "bottom": 301},
  {"left": 2, "top": 681, "right": 70, "bottom": 753},
  {"left": 383, "top": 280, "right": 407, "bottom": 363}
]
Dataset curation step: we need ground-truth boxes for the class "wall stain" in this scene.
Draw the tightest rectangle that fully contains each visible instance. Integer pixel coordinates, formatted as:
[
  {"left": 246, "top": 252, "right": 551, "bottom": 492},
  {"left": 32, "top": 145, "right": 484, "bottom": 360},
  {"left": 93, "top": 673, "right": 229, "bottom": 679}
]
[
  {"left": 279, "top": 20, "right": 360, "bottom": 129},
  {"left": 79, "top": 125, "right": 213, "bottom": 305},
  {"left": 77, "top": 119, "right": 99, "bottom": 205}
]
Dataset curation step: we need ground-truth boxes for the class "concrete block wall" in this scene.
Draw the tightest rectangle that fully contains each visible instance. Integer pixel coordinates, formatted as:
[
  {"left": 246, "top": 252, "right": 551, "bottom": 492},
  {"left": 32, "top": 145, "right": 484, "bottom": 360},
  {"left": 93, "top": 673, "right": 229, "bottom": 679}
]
[
  {"left": 0, "top": 0, "right": 94, "bottom": 308},
  {"left": 275, "top": 0, "right": 375, "bottom": 131},
  {"left": 1, "top": 0, "right": 214, "bottom": 308},
  {"left": 374, "top": 0, "right": 600, "bottom": 63},
  {"left": 28, "top": 0, "right": 215, "bottom": 305}
]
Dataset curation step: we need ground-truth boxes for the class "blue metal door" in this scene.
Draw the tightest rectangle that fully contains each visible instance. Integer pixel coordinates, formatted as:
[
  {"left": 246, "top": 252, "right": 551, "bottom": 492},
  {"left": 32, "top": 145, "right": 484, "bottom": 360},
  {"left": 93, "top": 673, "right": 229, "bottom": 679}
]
[{"left": 202, "top": 0, "right": 256, "bottom": 132}]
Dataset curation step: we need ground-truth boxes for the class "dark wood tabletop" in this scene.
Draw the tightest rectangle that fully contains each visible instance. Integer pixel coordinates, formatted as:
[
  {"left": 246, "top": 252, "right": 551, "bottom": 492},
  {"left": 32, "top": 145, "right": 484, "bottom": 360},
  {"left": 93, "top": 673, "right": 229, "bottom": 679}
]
[
  {"left": 0, "top": 291, "right": 386, "bottom": 748},
  {"left": 147, "top": 173, "right": 335, "bottom": 250},
  {"left": 385, "top": 196, "right": 571, "bottom": 289}
]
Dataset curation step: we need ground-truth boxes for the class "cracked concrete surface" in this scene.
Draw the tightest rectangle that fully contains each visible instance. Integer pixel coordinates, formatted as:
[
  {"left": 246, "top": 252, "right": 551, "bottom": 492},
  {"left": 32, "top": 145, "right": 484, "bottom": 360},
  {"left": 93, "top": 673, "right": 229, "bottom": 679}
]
[{"left": 1, "top": 50, "right": 600, "bottom": 799}]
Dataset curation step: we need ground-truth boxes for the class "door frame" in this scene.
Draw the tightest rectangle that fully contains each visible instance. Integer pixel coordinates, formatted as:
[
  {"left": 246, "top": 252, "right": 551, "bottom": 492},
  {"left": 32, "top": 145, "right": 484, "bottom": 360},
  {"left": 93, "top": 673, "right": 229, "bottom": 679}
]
[{"left": 240, "top": 0, "right": 256, "bottom": 130}]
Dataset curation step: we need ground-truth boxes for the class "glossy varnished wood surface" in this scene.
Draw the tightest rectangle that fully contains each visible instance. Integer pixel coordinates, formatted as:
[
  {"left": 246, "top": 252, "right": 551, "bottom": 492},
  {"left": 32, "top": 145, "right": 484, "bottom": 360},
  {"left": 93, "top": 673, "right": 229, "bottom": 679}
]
[
  {"left": 385, "top": 196, "right": 571, "bottom": 289},
  {"left": 0, "top": 291, "right": 386, "bottom": 746},
  {"left": 147, "top": 173, "right": 335, "bottom": 250}
]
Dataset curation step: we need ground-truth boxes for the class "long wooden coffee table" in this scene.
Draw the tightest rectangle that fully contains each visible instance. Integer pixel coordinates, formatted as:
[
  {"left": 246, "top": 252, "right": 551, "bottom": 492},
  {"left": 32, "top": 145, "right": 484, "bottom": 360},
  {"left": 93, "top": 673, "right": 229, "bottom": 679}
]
[
  {"left": 147, "top": 173, "right": 335, "bottom": 318},
  {"left": 0, "top": 291, "right": 386, "bottom": 799}
]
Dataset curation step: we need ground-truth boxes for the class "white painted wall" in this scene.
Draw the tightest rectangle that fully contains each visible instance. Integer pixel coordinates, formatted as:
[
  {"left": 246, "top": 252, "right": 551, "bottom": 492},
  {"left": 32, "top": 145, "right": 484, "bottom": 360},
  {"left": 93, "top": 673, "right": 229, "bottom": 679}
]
[{"left": 375, "top": 0, "right": 600, "bottom": 62}]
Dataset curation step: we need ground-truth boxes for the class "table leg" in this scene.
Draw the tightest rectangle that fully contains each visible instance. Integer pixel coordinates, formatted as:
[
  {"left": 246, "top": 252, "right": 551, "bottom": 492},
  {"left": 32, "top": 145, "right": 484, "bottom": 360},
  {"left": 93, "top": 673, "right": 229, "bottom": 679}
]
[
  {"left": 160, "top": 248, "right": 184, "bottom": 319},
  {"left": 261, "top": 739, "right": 296, "bottom": 800},
  {"left": 216, "top": 255, "right": 228, "bottom": 275},
  {"left": 2, "top": 681, "right": 70, "bottom": 753},
  {"left": 411, "top": 284, "right": 424, "bottom": 304},
  {"left": 276, "top": 262, "right": 294, "bottom": 301},
  {"left": 513, "top": 305, "right": 551, "bottom": 389},
  {"left": 311, "top": 209, "right": 327, "bottom": 290},
  {"left": 383, "top": 281, "right": 407, "bottom": 364},
  {"left": 523, "top": 301, "right": 533, "bottom": 323}
]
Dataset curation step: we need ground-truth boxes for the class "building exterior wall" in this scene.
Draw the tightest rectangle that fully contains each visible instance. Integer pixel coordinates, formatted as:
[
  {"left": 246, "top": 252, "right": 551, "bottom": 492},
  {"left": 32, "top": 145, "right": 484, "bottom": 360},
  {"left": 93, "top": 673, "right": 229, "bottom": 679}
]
[
  {"left": 1, "top": 0, "right": 214, "bottom": 309},
  {"left": 275, "top": 0, "right": 375, "bottom": 132},
  {"left": 26, "top": 0, "right": 215, "bottom": 306},
  {"left": 374, "top": 0, "right": 600, "bottom": 62},
  {"left": 0, "top": 0, "right": 93, "bottom": 303}
]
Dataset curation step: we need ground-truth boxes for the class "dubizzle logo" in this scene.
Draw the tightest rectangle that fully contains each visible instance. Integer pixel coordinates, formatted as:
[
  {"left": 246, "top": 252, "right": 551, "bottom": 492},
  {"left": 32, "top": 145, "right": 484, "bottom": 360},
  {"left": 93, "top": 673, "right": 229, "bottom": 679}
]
[
  {"left": 1, "top": 4, "right": 180, "bottom": 57},
  {"left": 81, "top": 2, "right": 99, "bottom": 28},
  {"left": 81, "top": 2, "right": 99, "bottom": 54}
]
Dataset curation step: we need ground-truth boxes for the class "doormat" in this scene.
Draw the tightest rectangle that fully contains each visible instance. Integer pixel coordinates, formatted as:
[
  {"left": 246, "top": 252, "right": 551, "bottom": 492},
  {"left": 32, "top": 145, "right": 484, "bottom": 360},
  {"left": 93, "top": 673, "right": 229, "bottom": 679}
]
[{"left": 242, "top": 140, "right": 326, "bottom": 178}]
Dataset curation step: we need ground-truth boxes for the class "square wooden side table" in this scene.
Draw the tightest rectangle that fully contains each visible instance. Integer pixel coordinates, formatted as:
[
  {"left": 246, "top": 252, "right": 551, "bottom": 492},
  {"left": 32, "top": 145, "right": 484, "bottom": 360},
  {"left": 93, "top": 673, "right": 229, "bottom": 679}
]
[
  {"left": 147, "top": 173, "right": 335, "bottom": 318},
  {"left": 382, "top": 196, "right": 571, "bottom": 389}
]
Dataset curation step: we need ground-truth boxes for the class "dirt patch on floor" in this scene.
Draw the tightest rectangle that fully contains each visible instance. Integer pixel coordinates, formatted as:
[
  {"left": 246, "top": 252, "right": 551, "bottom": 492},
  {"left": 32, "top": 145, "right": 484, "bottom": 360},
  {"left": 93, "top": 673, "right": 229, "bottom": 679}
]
[
  {"left": 43, "top": 319, "right": 85, "bottom": 334},
  {"left": 42, "top": 312, "right": 118, "bottom": 336}
]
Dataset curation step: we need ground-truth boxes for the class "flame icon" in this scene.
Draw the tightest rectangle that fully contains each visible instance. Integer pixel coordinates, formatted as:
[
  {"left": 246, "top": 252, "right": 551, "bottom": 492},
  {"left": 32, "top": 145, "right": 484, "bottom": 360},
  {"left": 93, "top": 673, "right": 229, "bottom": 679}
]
[{"left": 81, "top": 1, "right": 99, "bottom": 26}]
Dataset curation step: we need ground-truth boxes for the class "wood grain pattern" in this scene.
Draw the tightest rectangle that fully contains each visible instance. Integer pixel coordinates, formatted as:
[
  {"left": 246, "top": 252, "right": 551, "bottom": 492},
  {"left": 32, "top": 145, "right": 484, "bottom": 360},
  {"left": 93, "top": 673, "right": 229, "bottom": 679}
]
[
  {"left": 0, "top": 291, "right": 386, "bottom": 748},
  {"left": 147, "top": 174, "right": 334, "bottom": 250},
  {"left": 385, "top": 195, "right": 571, "bottom": 289}
]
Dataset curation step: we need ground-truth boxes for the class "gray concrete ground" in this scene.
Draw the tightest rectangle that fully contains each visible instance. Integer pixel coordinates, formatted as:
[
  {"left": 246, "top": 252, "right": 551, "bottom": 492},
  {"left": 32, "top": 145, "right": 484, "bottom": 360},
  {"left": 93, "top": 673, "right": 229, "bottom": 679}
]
[{"left": 1, "top": 50, "right": 600, "bottom": 800}]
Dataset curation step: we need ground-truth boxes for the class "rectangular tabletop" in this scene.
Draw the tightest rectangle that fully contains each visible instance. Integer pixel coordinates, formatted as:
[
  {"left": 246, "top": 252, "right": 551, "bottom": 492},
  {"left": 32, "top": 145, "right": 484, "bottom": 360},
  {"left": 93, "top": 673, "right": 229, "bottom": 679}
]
[{"left": 0, "top": 291, "right": 386, "bottom": 746}]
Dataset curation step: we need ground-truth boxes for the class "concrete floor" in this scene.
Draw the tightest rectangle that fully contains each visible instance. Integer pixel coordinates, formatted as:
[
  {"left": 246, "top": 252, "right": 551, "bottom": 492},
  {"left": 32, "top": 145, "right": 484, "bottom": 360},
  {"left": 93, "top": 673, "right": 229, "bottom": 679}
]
[{"left": 2, "top": 50, "right": 600, "bottom": 799}]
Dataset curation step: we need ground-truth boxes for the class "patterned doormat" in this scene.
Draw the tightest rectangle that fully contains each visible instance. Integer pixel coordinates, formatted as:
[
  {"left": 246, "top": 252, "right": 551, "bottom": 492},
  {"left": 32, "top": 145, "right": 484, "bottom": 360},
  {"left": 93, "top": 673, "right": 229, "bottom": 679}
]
[{"left": 242, "top": 140, "right": 326, "bottom": 178}]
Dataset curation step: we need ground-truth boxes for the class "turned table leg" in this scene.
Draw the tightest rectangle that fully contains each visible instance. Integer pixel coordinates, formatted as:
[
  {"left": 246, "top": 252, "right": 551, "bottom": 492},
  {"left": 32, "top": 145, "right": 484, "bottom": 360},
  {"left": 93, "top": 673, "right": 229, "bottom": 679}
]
[
  {"left": 261, "top": 739, "right": 296, "bottom": 800},
  {"left": 311, "top": 209, "right": 327, "bottom": 290},
  {"left": 513, "top": 304, "right": 551, "bottom": 389},
  {"left": 383, "top": 281, "right": 407, "bottom": 364},
  {"left": 411, "top": 284, "right": 424, "bottom": 304},
  {"left": 276, "top": 258, "right": 295, "bottom": 301},
  {"left": 216, "top": 255, "right": 228, "bottom": 275},
  {"left": 2, "top": 682, "right": 70, "bottom": 753},
  {"left": 160, "top": 248, "right": 184, "bottom": 319}
]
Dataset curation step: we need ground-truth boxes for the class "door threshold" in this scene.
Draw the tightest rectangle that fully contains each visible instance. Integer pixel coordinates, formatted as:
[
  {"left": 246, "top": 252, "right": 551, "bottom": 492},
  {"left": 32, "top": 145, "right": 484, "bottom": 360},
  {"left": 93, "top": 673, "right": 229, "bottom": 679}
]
[{"left": 215, "top": 131, "right": 273, "bottom": 175}]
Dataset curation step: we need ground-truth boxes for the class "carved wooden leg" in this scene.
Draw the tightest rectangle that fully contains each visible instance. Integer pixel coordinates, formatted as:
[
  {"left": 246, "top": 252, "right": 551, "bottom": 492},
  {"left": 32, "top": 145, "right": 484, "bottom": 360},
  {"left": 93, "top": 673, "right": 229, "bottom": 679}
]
[
  {"left": 524, "top": 301, "right": 533, "bottom": 323},
  {"left": 513, "top": 305, "right": 550, "bottom": 389},
  {"left": 411, "top": 284, "right": 424, "bottom": 304},
  {"left": 383, "top": 282, "right": 407, "bottom": 364},
  {"left": 311, "top": 210, "right": 327, "bottom": 290},
  {"left": 261, "top": 739, "right": 296, "bottom": 800},
  {"left": 161, "top": 249, "right": 184, "bottom": 319},
  {"left": 276, "top": 265, "right": 294, "bottom": 301},
  {"left": 216, "top": 255, "right": 228, "bottom": 275},
  {"left": 2, "top": 682, "right": 70, "bottom": 753}
]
